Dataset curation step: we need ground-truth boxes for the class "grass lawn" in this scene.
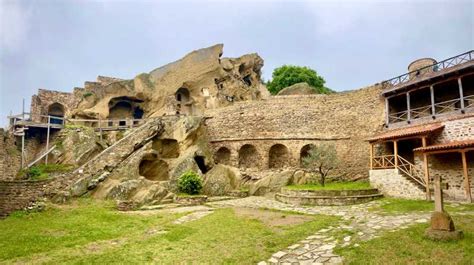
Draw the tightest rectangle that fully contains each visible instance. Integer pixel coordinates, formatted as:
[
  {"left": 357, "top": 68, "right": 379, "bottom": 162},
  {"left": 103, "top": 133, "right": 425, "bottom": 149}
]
[
  {"left": 286, "top": 181, "right": 371, "bottom": 191},
  {"left": 0, "top": 199, "right": 338, "bottom": 264},
  {"left": 336, "top": 214, "right": 474, "bottom": 264}
]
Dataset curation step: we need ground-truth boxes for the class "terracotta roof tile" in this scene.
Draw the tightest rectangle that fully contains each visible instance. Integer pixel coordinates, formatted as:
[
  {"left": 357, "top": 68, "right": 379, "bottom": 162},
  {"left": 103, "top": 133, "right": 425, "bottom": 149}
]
[
  {"left": 368, "top": 123, "right": 444, "bottom": 142},
  {"left": 413, "top": 140, "right": 474, "bottom": 153}
]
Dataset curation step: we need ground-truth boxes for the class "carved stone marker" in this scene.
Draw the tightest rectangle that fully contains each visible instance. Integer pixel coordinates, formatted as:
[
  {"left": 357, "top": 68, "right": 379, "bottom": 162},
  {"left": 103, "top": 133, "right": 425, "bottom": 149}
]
[{"left": 425, "top": 174, "right": 463, "bottom": 241}]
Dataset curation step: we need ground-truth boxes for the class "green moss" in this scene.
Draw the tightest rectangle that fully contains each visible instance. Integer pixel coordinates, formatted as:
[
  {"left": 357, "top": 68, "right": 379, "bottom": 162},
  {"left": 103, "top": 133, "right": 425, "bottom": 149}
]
[
  {"left": 82, "top": 92, "right": 94, "bottom": 98},
  {"left": 17, "top": 164, "right": 74, "bottom": 180}
]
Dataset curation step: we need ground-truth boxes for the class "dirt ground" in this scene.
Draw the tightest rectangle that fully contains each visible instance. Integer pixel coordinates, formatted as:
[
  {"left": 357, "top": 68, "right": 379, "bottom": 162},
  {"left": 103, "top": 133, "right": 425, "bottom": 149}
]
[{"left": 233, "top": 207, "right": 312, "bottom": 227}]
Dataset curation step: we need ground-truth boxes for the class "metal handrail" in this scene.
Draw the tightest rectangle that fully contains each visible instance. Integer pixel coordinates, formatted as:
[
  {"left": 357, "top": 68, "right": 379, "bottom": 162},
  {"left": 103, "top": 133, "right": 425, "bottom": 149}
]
[{"left": 382, "top": 50, "right": 474, "bottom": 89}]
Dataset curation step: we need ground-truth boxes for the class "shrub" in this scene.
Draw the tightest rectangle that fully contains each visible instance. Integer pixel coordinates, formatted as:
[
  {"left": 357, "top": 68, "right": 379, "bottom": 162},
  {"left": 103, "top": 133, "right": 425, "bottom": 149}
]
[
  {"left": 26, "top": 167, "right": 42, "bottom": 179},
  {"left": 177, "top": 171, "right": 203, "bottom": 195}
]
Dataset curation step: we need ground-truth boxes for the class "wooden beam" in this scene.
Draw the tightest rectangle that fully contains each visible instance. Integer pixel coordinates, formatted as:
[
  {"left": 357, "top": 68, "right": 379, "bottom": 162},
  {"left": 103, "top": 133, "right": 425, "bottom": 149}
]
[
  {"left": 422, "top": 147, "right": 474, "bottom": 155},
  {"left": 458, "top": 77, "right": 465, "bottom": 110},
  {"left": 406, "top": 92, "right": 411, "bottom": 122},
  {"left": 394, "top": 140, "right": 399, "bottom": 167},
  {"left": 385, "top": 97, "right": 390, "bottom": 126},
  {"left": 430, "top": 85, "right": 436, "bottom": 116},
  {"left": 461, "top": 151, "right": 472, "bottom": 203},
  {"left": 370, "top": 143, "right": 374, "bottom": 170}
]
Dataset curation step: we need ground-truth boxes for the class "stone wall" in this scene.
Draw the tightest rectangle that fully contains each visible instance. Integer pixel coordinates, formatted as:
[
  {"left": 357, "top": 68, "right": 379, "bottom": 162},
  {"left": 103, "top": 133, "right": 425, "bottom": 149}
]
[
  {"left": 205, "top": 85, "right": 385, "bottom": 178},
  {"left": 0, "top": 129, "right": 21, "bottom": 181},
  {"left": 427, "top": 152, "right": 474, "bottom": 201},
  {"left": 30, "top": 89, "right": 80, "bottom": 122},
  {"left": 435, "top": 115, "right": 474, "bottom": 143},
  {"left": 0, "top": 179, "right": 52, "bottom": 218},
  {"left": 369, "top": 169, "right": 425, "bottom": 200}
]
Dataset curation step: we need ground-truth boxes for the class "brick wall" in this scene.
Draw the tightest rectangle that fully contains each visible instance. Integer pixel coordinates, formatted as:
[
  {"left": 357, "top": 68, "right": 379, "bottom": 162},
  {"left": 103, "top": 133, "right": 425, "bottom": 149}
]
[
  {"left": 30, "top": 89, "right": 80, "bottom": 122},
  {"left": 205, "top": 85, "right": 385, "bottom": 178},
  {"left": 0, "top": 179, "right": 52, "bottom": 218}
]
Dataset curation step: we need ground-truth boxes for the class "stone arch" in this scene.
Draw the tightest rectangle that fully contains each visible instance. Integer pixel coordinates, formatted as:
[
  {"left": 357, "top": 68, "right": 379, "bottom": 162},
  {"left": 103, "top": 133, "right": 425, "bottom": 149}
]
[
  {"left": 138, "top": 154, "right": 169, "bottom": 181},
  {"left": 238, "top": 144, "right": 259, "bottom": 168},
  {"left": 214, "top": 147, "right": 231, "bottom": 165},
  {"left": 300, "top": 144, "right": 316, "bottom": 167},
  {"left": 175, "top": 87, "right": 192, "bottom": 115},
  {"left": 47, "top": 103, "right": 65, "bottom": 124},
  {"left": 269, "top": 144, "right": 291, "bottom": 168}
]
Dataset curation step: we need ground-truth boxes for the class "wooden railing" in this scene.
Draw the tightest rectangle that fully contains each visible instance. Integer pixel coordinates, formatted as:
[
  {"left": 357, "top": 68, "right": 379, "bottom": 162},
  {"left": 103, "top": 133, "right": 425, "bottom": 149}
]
[
  {"left": 66, "top": 118, "right": 146, "bottom": 131},
  {"left": 382, "top": 50, "right": 474, "bottom": 89},
  {"left": 388, "top": 96, "right": 474, "bottom": 124},
  {"left": 372, "top": 155, "right": 426, "bottom": 188},
  {"left": 372, "top": 155, "right": 396, "bottom": 169},
  {"left": 396, "top": 155, "right": 426, "bottom": 187}
]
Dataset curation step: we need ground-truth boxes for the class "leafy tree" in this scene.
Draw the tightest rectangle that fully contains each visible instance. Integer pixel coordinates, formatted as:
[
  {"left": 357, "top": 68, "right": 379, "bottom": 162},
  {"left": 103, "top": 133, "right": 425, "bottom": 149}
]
[
  {"left": 301, "top": 143, "right": 339, "bottom": 187},
  {"left": 266, "top": 65, "right": 329, "bottom": 95}
]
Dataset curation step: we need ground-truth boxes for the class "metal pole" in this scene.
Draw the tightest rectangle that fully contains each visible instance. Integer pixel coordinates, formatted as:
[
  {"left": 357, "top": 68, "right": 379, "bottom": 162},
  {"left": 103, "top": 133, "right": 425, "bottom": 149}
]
[
  {"left": 45, "top": 116, "right": 50, "bottom": 164},
  {"left": 22, "top": 98, "right": 25, "bottom": 121}
]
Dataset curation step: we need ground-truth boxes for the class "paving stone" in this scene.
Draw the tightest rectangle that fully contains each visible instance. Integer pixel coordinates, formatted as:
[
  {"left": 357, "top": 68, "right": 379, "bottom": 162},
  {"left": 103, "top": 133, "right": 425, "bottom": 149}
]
[{"left": 272, "top": 251, "right": 287, "bottom": 259}]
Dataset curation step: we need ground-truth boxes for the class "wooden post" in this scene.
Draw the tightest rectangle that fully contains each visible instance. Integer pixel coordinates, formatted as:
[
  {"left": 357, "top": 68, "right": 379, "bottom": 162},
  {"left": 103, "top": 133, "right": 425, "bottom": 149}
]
[
  {"left": 461, "top": 151, "right": 472, "bottom": 203},
  {"left": 45, "top": 116, "right": 50, "bottom": 164},
  {"left": 406, "top": 92, "right": 411, "bottom": 122},
  {"left": 434, "top": 173, "right": 444, "bottom": 212},
  {"left": 458, "top": 77, "right": 465, "bottom": 110},
  {"left": 430, "top": 85, "right": 436, "bottom": 117},
  {"left": 385, "top": 97, "right": 390, "bottom": 126},
  {"left": 370, "top": 143, "right": 374, "bottom": 170},
  {"left": 393, "top": 140, "right": 399, "bottom": 167},
  {"left": 422, "top": 137, "right": 431, "bottom": 200},
  {"left": 21, "top": 130, "right": 25, "bottom": 169},
  {"left": 99, "top": 118, "right": 103, "bottom": 142}
]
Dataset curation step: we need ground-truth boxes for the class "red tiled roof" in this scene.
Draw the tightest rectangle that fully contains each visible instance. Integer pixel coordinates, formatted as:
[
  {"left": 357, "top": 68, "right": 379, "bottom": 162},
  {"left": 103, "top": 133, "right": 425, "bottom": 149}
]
[
  {"left": 413, "top": 140, "right": 474, "bottom": 153},
  {"left": 368, "top": 123, "right": 444, "bottom": 142}
]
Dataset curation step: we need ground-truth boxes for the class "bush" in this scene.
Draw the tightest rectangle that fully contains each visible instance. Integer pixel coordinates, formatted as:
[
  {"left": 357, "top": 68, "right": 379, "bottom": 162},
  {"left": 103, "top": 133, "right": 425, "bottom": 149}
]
[
  {"left": 178, "top": 171, "right": 203, "bottom": 195},
  {"left": 26, "top": 167, "right": 42, "bottom": 179}
]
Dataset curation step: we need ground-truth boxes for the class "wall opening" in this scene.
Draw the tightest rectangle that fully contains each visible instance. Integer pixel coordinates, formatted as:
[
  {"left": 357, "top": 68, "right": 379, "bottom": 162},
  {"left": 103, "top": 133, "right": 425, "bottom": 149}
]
[
  {"left": 175, "top": 88, "right": 192, "bottom": 115},
  {"left": 194, "top": 155, "right": 208, "bottom": 174},
  {"left": 108, "top": 97, "right": 144, "bottom": 120},
  {"left": 269, "top": 144, "right": 290, "bottom": 168},
  {"left": 47, "top": 103, "right": 65, "bottom": 124},
  {"left": 300, "top": 144, "right": 316, "bottom": 167},
  {"left": 138, "top": 154, "right": 169, "bottom": 181},
  {"left": 214, "top": 147, "right": 231, "bottom": 165},
  {"left": 238, "top": 144, "right": 259, "bottom": 168},
  {"left": 152, "top": 138, "right": 180, "bottom": 158}
]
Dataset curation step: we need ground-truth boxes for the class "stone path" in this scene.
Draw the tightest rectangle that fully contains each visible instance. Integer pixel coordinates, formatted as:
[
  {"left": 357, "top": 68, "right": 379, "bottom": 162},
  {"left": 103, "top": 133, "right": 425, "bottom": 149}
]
[{"left": 210, "top": 196, "right": 430, "bottom": 265}]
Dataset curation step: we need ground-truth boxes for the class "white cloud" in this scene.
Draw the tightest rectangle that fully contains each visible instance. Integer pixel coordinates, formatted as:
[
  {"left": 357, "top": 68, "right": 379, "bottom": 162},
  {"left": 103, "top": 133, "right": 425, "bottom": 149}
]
[{"left": 0, "top": 1, "right": 33, "bottom": 53}]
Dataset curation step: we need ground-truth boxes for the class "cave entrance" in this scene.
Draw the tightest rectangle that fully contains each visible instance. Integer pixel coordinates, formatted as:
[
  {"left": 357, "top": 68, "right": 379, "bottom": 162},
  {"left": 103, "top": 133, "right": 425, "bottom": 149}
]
[
  {"left": 138, "top": 155, "right": 169, "bottom": 181},
  {"left": 194, "top": 155, "right": 208, "bottom": 174},
  {"left": 47, "top": 103, "right": 65, "bottom": 124},
  {"left": 108, "top": 97, "right": 145, "bottom": 124},
  {"left": 152, "top": 138, "right": 180, "bottom": 158}
]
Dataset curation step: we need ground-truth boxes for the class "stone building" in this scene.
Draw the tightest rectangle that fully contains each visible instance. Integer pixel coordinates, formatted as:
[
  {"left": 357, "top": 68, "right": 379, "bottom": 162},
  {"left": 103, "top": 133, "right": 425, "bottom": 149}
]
[
  {"left": 369, "top": 51, "right": 474, "bottom": 202},
  {"left": 1, "top": 46, "right": 473, "bottom": 218}
]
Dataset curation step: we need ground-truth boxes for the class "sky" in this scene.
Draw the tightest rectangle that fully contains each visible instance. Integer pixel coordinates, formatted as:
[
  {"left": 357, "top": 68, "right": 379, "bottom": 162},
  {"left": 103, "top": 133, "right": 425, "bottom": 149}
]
[{"left": 0, "top": 0, "right": 473, "bottom": 127}]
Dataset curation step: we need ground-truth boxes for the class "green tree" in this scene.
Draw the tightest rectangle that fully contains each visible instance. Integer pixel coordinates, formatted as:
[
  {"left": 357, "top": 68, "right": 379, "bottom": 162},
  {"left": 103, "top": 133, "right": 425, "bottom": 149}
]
[
  {"left": 302, "top": 143, "right": 339, "bottom": 187},
  {"left": 266, "top": 65, "right": 329, "bottom": 95}
]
